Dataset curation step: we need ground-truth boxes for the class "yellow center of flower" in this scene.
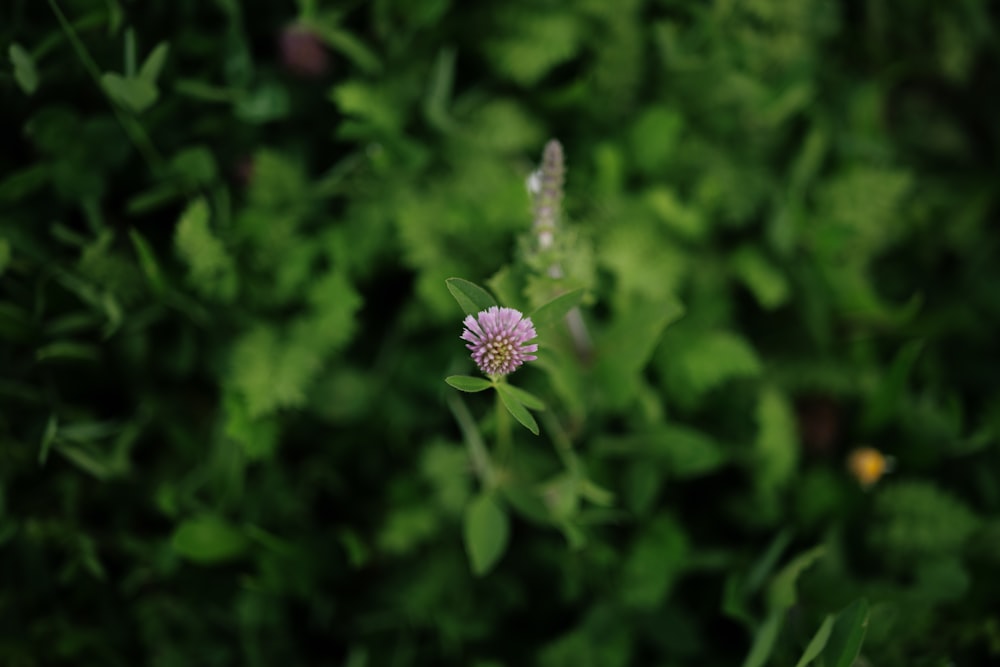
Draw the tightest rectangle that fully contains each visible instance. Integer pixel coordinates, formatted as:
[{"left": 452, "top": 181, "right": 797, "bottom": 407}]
[{"left": 485, "top": 336, "right": 513, "bottom": 371}]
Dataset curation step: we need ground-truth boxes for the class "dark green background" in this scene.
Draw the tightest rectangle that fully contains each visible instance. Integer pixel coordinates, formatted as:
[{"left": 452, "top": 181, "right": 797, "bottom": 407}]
[{"left": 2, "top": 1, "right": 1000, "bottom": 665}]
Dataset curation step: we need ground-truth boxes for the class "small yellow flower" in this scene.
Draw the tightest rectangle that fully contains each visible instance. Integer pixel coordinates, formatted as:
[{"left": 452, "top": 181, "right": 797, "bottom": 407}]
[{"left": 846, "top": 446, "right": 894, "bottom": 489}]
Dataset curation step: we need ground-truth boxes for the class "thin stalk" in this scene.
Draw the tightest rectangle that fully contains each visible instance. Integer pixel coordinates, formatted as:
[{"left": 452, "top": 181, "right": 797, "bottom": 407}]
[
  {"left": 446, "top": 393, "right": 496, "bottom": 489},
  {"left": 540, "top": 409, "right": 579, "bottom": 478},
  {"left": 494, "top": 384, "right": 512, "bottom": 467}
]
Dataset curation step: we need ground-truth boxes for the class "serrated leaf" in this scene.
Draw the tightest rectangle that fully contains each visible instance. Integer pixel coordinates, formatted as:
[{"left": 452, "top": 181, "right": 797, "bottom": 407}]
[
  {"left": 445, "top": 376, "right": 493, "bottom": 392},
  {"left": 824, "top": 598, "right": 869, "bottom": 667},
  {"left": 172, "top": 515, "right": 249, "bottom": 564},
  {"left": 174, "top": 197, "right": 237, "bottom": 301},
  {"left": 9, "top": 43, "right": 39, "bottom": 95},
  {"left": 228, "top": 325, "right": 321, "bottom": 418},
  {"left": 794, "top": 615, "right": 834, "bottom": 667},
  {"left": 446, "top": 277, "right": 497, "bottom": 316},
  {"left": 464, "top": 493, "right": 509, "bottom": 575},
  {"left": 496, "top": 383, "right": 539, "bottom": 435},
  {"left": 529, "top": 288, "right": 584, "bottom": 330}
]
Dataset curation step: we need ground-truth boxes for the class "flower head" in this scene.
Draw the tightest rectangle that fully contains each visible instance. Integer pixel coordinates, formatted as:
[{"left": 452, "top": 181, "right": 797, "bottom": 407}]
[
  {"left": 461, "top": 307, "right": 538, "bottom": 377},
  {"left": 279, "top": 25, "right": 329, "bottom": 78}
]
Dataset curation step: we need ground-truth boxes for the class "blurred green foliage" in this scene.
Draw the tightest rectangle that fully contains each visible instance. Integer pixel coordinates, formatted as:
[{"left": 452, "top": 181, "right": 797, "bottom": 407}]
[{"left": 2, "top": 0, "right": 1000, "bottom": 665}]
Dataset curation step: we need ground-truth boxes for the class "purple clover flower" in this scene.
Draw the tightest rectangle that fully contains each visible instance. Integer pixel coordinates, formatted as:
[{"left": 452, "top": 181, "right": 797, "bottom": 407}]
[
  {"left": 461, "top": 307, "right": 538, "bottom": 377},
  {"left": 279, "top": 25, "right": 329, "bottom": 78}
]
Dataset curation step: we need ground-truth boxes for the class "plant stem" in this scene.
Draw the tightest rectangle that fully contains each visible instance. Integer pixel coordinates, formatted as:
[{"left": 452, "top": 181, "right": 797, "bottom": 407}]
[
  {"left": 495, "top": 382, "right": 512, "bottom": 467},
  {"left": 446, "top": 393, "right": 496, "bottom": 489}
]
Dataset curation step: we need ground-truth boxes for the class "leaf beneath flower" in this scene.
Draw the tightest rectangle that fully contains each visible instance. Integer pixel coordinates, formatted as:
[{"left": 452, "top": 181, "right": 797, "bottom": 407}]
[
  {"left": 445, "top": 375, "right": 493, "bottom": 392},
  {"left": 496, "top": 383, "right": 539, "bottom": 435},
  {"left": 497, "top": 383, "right": 545, "bottom": 410}
]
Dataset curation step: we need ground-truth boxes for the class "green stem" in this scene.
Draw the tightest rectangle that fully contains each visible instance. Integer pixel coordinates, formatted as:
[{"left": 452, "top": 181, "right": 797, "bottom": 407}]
[
  {"left": 494, "top": 382, "right": 512, "bottom": 467},
  {"left": 541, "top": 409, "right": 579, "bottom": 477},
  {"left": 446, "top": 393, "right": 496, "bottom": 489}
]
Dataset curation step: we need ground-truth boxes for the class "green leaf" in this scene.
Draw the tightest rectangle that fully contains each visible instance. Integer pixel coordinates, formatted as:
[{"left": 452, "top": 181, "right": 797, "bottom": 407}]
[
  {"left": 862, "top": 340, "right": 923, "bottom": 431},
  {"left": 630, "top": 106, "right": 684, "bottom": 174},
  {"left": 595, "top": 426, "right": 726, "bottom": 478},
  {"left": 794, "top": 615, "right": 834, "bottom": 667},
  {"left": 174, "top": 197, "right": 237, "bottom": 301},
  {"left": 823, "top": 599, "right": 869, "bottom": 667},
  {"left": 650, "top": 426, "right": 726, "bottom": 477},
  {"left": 755, "top": 386, "right": 799, "bottom": 493},
  {"left": 619, "top": 515, "right": 689, "bottom": 608},
  {"left": 55, "top": 443, "right": 115, "bottom": 480},
  {"left": 767, "top": 545, "right": 826, "bottom": 612},
  {"left": 128, "top": 229, "right": 167, "bottom": 295},
  {"left": 9, "top": 43, "right": 39, "bottom": 95},
  {"left": 496, "top": 383, "right": 539, "bottom": 435},
  {"left": 0, "top": 238, "right": 10, "bottom": 276},
  {"left": 660, "top": 328, "right": 760, "bottom": 409},
  {"left": 138, "top": 42, "right": 170, "bottom": 83},
  {"left": 424, "top": 47, "right": 457, "bottom": 131},
  {"left": 235, "top": 82, "right": 291, "bottom": 123},
  {"left": 228, "top": 325, "right": 321, "bottom": 418},
  {"left": 38, "top": 414, "right": 58, "bottom": 465},
  {"left": 102, "top": 72, "right": 158, "bottom": 113},
  {"left": 741, "top": 612, "right": 784, "bottom": 667},
  {"left": 35, "top": 341, "right": 100, "bottom": 362},
  {"left": 498, "top": 383, "right": 545, "bottom": 410},
  {"left": 597, "top": 295, "right": 685, "bottom": 409},
  {"left": 171, "top": 515, "right": 249, "bottom": 564},
  {"left": 445, "top": 375, "right": 493, "bottom": 392},
  {"left": 446, "top": 277, "right": 497, "bottom": 316},
  {"left": 731, "top": 246, "right": 790, "bottom": 310},
  {"left": 485, "top": 13, "right": 582, "bottom": 86},
  {"left": 464, "top": 493, "right": 510, "bottom": 575},
  {"left": 529, "top": 288, "right": 584, "bottom": 330},
  {"left": 312, "top": 24, "right": 381, "bottom": 74}
]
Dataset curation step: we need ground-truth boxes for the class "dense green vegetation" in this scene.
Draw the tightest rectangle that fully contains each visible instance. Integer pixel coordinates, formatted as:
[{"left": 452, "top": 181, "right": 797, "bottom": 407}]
[{"left": 3, "top": 1, "right": 1000, "bottom": 665}]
